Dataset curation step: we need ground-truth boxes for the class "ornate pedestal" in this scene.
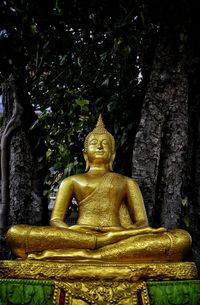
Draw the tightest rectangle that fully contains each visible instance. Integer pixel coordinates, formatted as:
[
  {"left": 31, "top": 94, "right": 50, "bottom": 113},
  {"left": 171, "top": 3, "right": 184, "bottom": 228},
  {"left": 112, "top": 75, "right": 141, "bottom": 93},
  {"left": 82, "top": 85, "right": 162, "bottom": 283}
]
[{"left": 0, "top": 260, "right": 198, "bottom": 305}]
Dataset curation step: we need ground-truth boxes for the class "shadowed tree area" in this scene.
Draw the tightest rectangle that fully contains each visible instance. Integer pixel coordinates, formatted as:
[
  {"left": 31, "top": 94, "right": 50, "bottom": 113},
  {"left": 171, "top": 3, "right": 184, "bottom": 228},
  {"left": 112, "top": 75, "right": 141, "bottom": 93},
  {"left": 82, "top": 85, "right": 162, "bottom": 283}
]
[{"left": 0, "top": 0, "right": 200, "bottom": 271}]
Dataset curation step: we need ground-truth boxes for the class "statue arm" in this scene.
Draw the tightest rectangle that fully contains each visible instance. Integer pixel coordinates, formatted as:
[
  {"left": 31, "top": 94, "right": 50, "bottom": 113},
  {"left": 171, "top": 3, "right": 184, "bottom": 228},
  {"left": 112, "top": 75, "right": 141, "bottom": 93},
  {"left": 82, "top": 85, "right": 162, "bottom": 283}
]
[
  {"left": 50, "top": 178, "right": 74, "bottom": 229},
  {"left": 125, "top": 178, "right": 149, "bottom": 228}
]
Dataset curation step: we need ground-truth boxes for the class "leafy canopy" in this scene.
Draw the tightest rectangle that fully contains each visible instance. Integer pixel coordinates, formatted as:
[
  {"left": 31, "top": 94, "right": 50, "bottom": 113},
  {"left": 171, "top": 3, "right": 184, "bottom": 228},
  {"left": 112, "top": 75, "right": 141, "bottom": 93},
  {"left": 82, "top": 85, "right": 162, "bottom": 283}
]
[{"left": 0, "top": 0, "right": 157, "bottom": 185}]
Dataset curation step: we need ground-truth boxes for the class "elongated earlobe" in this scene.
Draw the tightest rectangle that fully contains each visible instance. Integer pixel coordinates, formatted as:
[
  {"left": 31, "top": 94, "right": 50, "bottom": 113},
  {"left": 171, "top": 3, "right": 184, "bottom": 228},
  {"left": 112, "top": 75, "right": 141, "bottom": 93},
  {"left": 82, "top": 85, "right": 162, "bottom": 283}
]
[
  {"left": 109, "top": 153, "right": 116, "bottom": 171},
  {"left": 83, "top": 152, "right": 90, "bottom": 172}
]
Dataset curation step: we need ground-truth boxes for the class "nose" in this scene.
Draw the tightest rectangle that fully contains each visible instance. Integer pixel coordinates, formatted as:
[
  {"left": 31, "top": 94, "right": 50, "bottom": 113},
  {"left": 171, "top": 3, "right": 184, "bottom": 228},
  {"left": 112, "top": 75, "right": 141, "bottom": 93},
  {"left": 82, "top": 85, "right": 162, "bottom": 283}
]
[{"left": 97, "top": 141, "right": 103, "bottom": 149}]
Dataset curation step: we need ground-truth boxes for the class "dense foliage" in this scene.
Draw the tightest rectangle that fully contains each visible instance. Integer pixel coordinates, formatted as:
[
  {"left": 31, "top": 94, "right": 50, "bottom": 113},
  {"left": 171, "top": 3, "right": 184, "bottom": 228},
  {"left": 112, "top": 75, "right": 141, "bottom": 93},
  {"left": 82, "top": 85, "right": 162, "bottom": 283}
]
[{"left": 0, "top": 0, "right": 158, "bottom": 189}]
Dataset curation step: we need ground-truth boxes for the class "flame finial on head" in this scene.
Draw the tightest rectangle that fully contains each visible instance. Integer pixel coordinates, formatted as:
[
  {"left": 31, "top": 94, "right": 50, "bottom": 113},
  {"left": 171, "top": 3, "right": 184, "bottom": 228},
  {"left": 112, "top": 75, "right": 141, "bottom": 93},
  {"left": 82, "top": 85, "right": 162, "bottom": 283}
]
[
  {"left": 96, "top": 114, "right": 105, "bottom": 128},
  {"left": 91, "top": 114, "right": 107, "bottom": 134}
]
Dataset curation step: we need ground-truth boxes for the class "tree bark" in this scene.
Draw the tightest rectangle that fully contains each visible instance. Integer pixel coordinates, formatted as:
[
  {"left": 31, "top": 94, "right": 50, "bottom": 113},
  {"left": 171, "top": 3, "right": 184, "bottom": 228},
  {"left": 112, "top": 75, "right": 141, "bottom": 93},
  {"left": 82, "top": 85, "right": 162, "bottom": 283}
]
[
  {"left": 187, "top": 78, "right": 200, "bottom": 270},
  {"left": 0, "top": 75, "right": 47, "bottom": 258},
  {"left": 132, "top": 30, "right": 188, "bottom": 229}
]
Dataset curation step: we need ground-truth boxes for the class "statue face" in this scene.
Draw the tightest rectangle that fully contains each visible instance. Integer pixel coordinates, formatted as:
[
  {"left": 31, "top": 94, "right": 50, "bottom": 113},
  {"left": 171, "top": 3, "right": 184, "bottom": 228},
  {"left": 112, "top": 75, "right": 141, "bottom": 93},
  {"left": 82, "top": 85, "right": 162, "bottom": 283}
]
[{"left": 86, "top": 134, "right": 112, "bottom": 164}]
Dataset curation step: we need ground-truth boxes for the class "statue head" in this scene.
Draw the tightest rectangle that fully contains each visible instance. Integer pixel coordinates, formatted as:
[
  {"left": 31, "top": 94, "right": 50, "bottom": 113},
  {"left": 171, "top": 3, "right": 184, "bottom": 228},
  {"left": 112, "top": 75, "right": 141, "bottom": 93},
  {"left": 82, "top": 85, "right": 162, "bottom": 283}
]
[{"left": 84, "top": 115, "right": 116, "bottom": 171}]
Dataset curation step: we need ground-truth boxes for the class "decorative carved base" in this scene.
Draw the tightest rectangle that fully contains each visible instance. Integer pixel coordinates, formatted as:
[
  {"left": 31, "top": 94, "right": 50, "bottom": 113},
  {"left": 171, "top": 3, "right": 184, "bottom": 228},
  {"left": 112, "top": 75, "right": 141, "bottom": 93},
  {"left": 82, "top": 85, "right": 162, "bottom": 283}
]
[
  {"left": 1, "top": 278, "right": 200, "bottom": 305},
  {"left": 0, "top": 260, "right": 197, "bottom": 281},
  {"left": 53, "top": 280, "right": 150, "bottom": 305},
  {"left": 0, "top": 261, "right": 198, "bottom": 304}
]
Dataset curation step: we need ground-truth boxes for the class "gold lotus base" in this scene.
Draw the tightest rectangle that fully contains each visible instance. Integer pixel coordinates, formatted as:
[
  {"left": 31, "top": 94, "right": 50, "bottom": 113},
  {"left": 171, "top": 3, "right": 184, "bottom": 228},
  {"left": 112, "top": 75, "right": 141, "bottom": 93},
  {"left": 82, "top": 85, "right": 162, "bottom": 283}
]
[
  {"left": 0, "top": 260, "right": 198, "bottom": 305},
  {"left": 0, "top": 260, "right": 197, "bottom": 281}
]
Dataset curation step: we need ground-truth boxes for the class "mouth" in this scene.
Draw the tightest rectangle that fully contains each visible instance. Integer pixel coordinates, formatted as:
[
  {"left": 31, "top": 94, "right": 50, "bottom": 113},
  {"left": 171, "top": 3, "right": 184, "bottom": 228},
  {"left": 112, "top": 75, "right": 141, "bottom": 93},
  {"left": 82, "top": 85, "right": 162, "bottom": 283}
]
[{"left": 95, "top": 151, "right": 104, "bottom": 155}]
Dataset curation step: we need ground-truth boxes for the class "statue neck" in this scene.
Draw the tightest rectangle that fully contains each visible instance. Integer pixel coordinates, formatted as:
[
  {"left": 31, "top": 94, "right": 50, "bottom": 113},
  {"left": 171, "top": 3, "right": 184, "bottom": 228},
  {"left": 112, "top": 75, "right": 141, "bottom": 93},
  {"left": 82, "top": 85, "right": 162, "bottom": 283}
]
[{"left": 87, "top": 164, "right": 110, "bottom": 175}]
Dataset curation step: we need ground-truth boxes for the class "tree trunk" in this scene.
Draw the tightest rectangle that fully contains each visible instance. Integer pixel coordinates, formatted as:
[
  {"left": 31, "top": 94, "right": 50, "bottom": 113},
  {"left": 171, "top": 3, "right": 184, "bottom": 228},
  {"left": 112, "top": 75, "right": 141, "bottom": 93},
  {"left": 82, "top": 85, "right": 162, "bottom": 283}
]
[
  {"left": 132, "top": 29, "right": 188, "bottom": 229},
  {"left": 0, "top": 75, "right": 47, "bottom": 258},
  {"left": 9, "top": 129, "right": 47, "bottom": 225},
  {"left": 187, "top": 77, "right": 200, "bottom": 271}
]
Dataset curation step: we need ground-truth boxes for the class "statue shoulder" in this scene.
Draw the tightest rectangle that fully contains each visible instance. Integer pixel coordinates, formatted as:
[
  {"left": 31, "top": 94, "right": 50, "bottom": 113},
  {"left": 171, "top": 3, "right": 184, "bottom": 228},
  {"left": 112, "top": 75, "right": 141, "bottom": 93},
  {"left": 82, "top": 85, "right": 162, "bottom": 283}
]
[
  {"left": 109, "top": 172, "right": 131, "bottom": 186},
  {"left": 108, "top": 173, "right": 141, "bottom": 193},
  {"left": 109, "top": 172, "right": 126, "bottom": 180},
  {"left": 125, "top": 176, "right": 140, "bottom": 186},
  {"left": 126, "top": 176, "right": 139, "bottom": 184},
  {"left": 60, "top": 174, "right": 84, "bottom": 188},
  {"left": 61, "top": 174, "right": 86, "bottom": 184},
  {"left": 111, "top": 172, "right": 139, "bottom": 185},
  {"left": 114, "top": 174, "right": 140, "bottom": 190}
]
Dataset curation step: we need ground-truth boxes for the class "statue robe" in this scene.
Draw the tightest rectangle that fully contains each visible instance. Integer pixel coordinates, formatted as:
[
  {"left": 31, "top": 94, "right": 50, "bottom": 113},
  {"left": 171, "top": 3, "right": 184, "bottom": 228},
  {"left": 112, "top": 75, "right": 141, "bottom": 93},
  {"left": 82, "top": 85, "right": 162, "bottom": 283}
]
[
  {"left": 6, "top": 173, "right": 192, "bottom": 261},
  {"left": 77, "top": 172, "right": 133, "bottom": 230}
]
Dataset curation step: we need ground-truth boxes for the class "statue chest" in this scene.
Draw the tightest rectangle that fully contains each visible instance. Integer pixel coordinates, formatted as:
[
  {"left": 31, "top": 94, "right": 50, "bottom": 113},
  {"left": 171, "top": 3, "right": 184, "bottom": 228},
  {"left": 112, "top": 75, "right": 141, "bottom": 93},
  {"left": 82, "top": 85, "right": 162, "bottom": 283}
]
[{"left": 76, "top": 178, "right": 125, "bottom": 227}]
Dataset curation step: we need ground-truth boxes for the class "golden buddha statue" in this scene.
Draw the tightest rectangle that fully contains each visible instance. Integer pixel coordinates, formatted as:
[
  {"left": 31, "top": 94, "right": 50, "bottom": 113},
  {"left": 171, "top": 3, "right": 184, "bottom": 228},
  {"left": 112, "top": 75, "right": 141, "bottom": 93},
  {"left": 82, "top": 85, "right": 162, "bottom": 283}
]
[{"left": 6, "top": 115, "right": 191, "bottom": 262}]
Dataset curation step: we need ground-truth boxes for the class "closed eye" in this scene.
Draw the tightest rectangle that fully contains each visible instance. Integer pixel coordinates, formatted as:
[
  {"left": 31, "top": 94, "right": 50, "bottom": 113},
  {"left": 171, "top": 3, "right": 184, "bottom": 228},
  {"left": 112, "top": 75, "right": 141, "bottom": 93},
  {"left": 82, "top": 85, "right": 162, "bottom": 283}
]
[{"left": 89, "top": 139, "right": 98, "bottom": 145}]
